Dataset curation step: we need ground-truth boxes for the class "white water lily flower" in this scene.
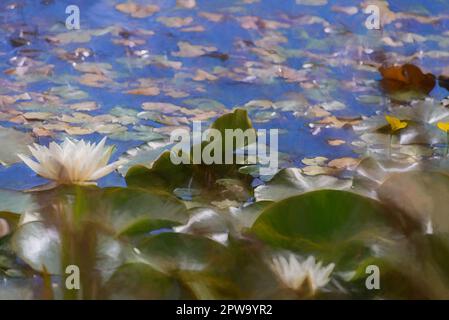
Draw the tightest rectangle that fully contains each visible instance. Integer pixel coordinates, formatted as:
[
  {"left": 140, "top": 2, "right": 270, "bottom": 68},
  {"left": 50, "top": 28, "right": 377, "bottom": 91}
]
[
  {"left": 269, "top": 254, "right": 335, "bottom": 294},
  {"left": 18, "top": 137, "right": 124, "bottom": 185}
]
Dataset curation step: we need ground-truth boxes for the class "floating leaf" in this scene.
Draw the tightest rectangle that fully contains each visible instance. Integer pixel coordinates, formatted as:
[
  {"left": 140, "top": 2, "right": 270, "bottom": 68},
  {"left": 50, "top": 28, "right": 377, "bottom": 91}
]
[
  {"left": 0, "top": 189, "right": 36, "bottom": 214},
  {"left": 136, "top": 232, "right": 229, "bottom": 272},
  {"left": 0, "top": 127, "right": 34, "bottom": 166},
  {"left": 125, "top": 152, "right": 193, "bottom": 193},
  {"left": 115, "top": 2, "right": 159, "bottom": 18},
  {"left": 103, "top": 262, "right": 188, "bottom": 299},
  {"left": 251, "top": 190, "right": 396, "bottom": 252},
  {"left": 254, "top": 168, "right": 351, "bottom": 201},
  {"left": 12, "top": 222, "right": 61, "bottom": 274},
  {"left": 172, "top": 41, "right": 217, "bottom": 58},
  {"left": 100, "top": 187, "right": 189, "bottom": 235},
  {"left": 379, "top": 64, "right": 435, "bottom": 99},
  {"left": 126, "top": 109, "right": 255, "bottom": 201},
  {"left": 378, "top": 171, "right": 449, "bottom": 234}
]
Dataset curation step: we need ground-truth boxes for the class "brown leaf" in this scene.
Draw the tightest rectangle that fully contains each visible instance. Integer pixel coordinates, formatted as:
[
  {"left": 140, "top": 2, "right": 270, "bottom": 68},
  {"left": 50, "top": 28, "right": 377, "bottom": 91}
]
[
  {"left": 33, "top": 127, "right": 53, "bottom": 137},
  {"left": 70, "top": 101, "right": 98, "bottom": 111},
  {"left": 316, "top": 116, "right": 361, "bottom": 129},
  {"left": 328, "top": 157, "right": 360, "bottom": 170},
  {"left": 79, "top": 73, "right": 112, "bottom": 87},
  {"left": 115, "top": 2, "right": 159, "bottom": 18},
  {"left": 302, "top": 165, "right": 337, "bottom": 176},
  {"left": 172, "top": 41, "right": 217, "bottom": 58},
  {"left": 199, "top": 12, "right": 224, "bottom": 22},
  {"left": 379, "top": 63, "right": 435, "bottom": 96},
  {"left": 192, "top": 69, "right": 218, "bottom": 81},
  {"left": 177, "top": 0, "right": 196, "bottom": 9},
  {"left": 127, "top": 87, "right": 160, "bottom": 96},
  {"left": 331, "top": 5, "right": 358, "bottom": 15},
  {"left": 157, "top": 17, "right": 193, "bottom": 28},
  {"left": 327, "top": 139, "right": 346, "bottom": 146},
  {"left": 181, "top": 25, "right": 206, "bottom": 33}
]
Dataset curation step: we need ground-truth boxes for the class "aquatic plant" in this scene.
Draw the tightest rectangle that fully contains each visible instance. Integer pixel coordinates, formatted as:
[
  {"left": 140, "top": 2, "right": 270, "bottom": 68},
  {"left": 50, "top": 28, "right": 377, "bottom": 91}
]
[
  {"left": 269, "top": 254, "right": 335, "bottom": 295},
  {"left": 437, "top": 122, "right": 449, "bottom": 156},
  {"left": 18, "top": 137, "right": 124, "bottom": 185}
]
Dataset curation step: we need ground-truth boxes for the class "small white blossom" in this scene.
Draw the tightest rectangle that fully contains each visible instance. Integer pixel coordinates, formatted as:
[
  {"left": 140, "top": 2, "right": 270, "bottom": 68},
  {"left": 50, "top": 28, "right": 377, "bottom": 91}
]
[
  {"left": 18, "top": 137, "right": 124, "bottom": 185},
  {"left": 269, "top": 253, "right": 335, "bottom": 294}
]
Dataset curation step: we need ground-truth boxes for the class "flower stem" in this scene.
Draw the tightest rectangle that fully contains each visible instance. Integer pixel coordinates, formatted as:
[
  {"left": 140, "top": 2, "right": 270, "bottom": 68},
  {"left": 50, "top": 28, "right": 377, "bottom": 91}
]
[
  {"left": 389, "top": 133, "right": 393, "bottom": 159},
  {"left": 444, "top": 131, "right": 449, "bottom": 157}
]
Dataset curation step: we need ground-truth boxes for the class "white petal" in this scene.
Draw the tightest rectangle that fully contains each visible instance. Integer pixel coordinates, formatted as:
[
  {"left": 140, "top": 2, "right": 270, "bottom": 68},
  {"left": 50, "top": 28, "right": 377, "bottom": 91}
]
[{"left": 88, "top": 159, "right": 124, "bottom": 181}]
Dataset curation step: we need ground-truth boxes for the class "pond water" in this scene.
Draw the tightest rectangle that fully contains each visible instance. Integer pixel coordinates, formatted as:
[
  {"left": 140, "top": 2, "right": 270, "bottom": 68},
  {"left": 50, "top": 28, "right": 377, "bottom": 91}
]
[{"left": 0, "top": 0, "right": 448, "bottom": 190}]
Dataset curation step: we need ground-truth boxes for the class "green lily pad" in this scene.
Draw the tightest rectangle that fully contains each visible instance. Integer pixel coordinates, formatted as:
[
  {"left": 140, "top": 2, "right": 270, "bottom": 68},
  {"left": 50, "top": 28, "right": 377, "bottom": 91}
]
[
  {"left": 118, "top": 140, "right": 173, "bottom": 176},
  {"left": 251, "top": 190, "right": 396, "bottom": 251},
  {"left": 29, "top": 185, "right": 189, "bottom": 236},
  {"left": 137, "top": 232, "right": 229, "bottom": 272},
  {"left": 125, "top": 109, "right": 256, "bottom": 200},
  {"left": 125, "top": 152, "right": 193, "bottom": 192},
  {"left": 229, "top": 201, "right": 273, "bottom": 230},
  {"left": 103, "top": 262, "right": 189, "bottom": 299},
  {"left": 101, "top": 187, "right": 188, "bottom": 234}
]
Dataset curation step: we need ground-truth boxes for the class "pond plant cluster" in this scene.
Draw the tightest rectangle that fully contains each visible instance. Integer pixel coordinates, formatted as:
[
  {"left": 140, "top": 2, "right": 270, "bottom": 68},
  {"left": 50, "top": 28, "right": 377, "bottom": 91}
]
[
  {"left": 1, "top": 106, "right": 449, "bottom": 300},
  {"left": 1, "top": 0, "right": 449, "bottom": 300}
]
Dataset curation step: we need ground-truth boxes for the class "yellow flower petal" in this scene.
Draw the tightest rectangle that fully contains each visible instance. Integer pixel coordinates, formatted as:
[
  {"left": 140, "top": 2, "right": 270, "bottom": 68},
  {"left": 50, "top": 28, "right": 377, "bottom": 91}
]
[
  {"left": 437, "top": 122, "right": 449, "bottom": 133},
  {"left": 385, "top": 115, "right": 407, "bottom": 132}
]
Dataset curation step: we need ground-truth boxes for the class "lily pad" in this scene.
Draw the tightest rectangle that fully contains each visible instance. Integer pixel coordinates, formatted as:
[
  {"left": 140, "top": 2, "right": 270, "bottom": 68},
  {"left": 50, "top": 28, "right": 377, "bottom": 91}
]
[
  {"left": 378, "top": 171, "right": 449, "bottom": 233},
  {"left": 12, "top": 221, "right": 61, "bottom": 274},
  {"left": 0, "top": 127, "right": 34, "bottom": 166},
  {"left": 136, "top": 232, "right": 229, "bottom": 272},
  {"left": 101, "top": 187, "right": 189, "bottom": 234},
  {"left": 0, "top": 189, "right": 37, "bottom": 214},
  {"left": 254, "top": 168, "right": 352, "bottom": 201},
  {"left": 125, "top": 109, "right": 256, "bottom": 199},
  {"left": 251, "top": 190, "right": 396, "bottom": 251},
  {"left": 103, "top": 262, "right": 187, "bottom": 299}
]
